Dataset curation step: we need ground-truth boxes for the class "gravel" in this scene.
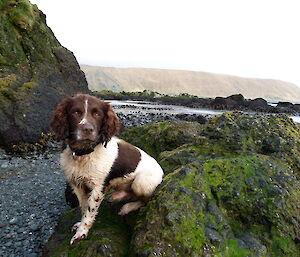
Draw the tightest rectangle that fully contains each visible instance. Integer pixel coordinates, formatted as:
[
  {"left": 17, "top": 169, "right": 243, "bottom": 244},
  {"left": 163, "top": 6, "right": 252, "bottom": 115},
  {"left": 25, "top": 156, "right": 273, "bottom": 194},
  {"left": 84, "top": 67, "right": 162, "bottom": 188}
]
[
  {"left": 0, "top": 151, "right": 69, "bottom": 257},
  {"left": 0, "top": 110, "right": 208, "bottom": 257}
]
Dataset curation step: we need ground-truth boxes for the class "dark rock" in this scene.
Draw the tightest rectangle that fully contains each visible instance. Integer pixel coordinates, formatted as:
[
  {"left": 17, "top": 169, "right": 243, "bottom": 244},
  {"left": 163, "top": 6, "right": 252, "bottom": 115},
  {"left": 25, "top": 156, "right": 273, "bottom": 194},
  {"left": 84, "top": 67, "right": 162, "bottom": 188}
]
[
  {"left": 237, "top": 233, "right": 267, "bottom": 256},
  {"left": 277, "top": 101, "right": 294, "bottom": 108},
  {"left": 276, "top": 102, "right": 296, "bottom": 114},
  {"left": 175, "top": 113, "right": 208, "bottom": 124},
  {"left": 211, "top": 97, "right": 237, "bottom": 109},
  {"left": 131, "top": 113, "right": 300, "bottom": 256},
  {"left": 261, "top": 135, "right": 281, "bottom": 153},
  {"left": 227, "top": 94, "right": 245, "bottom": 104},
  {"left": 29, "top": 224, "right": 39, "bottom": 232},
  {"left": 293, "top": 104, "right": 300, "bottom": 113},
  {"left": 211, "top": 94, "right": 247, "bottom": 110},
  {"left": 247, "top": 98, "right": 269, "bottom": 111},
  {"left": 0, "top": 1, "right": 89, "bottom": 150},
  {"left": 205, "top": 227, "right": 223, "bottom": 246}
]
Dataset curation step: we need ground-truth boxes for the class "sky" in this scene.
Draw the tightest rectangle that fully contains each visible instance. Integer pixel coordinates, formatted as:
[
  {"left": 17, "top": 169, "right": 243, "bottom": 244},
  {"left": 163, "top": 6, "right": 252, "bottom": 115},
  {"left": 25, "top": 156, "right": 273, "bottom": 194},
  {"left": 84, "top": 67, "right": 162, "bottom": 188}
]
[{"left": 30, "top": 0, "right": 300, "bottom": 87}]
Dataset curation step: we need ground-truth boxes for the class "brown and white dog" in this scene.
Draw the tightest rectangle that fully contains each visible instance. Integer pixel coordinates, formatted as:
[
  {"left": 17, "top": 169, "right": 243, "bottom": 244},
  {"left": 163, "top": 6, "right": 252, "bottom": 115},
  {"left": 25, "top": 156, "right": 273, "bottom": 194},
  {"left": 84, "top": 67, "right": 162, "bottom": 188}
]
[{"left": 50, "top": 94, "right": 163, "bottom": 244}]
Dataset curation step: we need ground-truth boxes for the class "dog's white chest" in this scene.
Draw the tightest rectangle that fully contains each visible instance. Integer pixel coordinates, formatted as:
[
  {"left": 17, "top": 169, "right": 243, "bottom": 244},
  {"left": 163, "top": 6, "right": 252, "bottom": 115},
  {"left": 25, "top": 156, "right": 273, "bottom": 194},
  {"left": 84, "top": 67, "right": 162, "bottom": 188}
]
[{"left": 60, "top": 138, "right": 120, "bottom": 186}]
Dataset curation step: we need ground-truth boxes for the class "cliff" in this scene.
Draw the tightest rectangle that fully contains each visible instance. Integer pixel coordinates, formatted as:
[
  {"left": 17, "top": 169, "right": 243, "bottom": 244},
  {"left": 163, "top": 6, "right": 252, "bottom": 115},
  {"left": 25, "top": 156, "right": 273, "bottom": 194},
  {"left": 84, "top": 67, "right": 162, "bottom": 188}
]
[{"left": 0, "top": 0, "right": 89, "bottom": 149}]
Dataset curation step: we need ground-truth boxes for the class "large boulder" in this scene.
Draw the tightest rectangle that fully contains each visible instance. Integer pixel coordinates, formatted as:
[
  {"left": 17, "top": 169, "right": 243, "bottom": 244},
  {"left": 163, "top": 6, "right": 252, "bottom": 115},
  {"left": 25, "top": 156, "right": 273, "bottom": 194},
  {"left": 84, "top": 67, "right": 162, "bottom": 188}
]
[
  {"left": 211, "top": 94, "right": 246, "bottom": 110},
  {"left": 134, "top": 113, "right": 300, "bottom": 256},
  {"left": 43, "top": 113, "right": 300, "bottom": 256},
  {"left": 247, "top": 98, "right": 270, "bottom": 111},
  {"left": 0, "top": 0, "right": 89, "bottom": 149}
]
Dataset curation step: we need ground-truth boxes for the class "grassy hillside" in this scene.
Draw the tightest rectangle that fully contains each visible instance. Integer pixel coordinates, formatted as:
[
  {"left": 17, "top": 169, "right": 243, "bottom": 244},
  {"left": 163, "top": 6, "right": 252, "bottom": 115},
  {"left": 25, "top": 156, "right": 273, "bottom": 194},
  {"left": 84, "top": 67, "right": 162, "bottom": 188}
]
[{"left": 81, "top": 65, "right": 300, "bottom": 102}]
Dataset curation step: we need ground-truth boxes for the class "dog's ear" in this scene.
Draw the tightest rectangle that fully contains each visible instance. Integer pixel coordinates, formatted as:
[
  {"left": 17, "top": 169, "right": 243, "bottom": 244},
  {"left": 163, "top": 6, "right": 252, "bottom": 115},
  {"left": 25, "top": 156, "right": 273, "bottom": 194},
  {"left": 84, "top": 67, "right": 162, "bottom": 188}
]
[
  {"left": 100, "top": 102, "right": 120, "bottom": 146},
  {"left": 50, "top": 97, "right": 71, "bottom": 140}
]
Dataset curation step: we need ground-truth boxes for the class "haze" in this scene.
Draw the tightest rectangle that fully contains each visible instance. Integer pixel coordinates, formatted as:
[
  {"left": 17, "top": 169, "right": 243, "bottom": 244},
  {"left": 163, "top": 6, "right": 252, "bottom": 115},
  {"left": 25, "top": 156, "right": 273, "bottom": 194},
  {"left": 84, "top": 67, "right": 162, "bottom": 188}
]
[{"left": 30, "top": 0, "right": 300, "bottom": 88}]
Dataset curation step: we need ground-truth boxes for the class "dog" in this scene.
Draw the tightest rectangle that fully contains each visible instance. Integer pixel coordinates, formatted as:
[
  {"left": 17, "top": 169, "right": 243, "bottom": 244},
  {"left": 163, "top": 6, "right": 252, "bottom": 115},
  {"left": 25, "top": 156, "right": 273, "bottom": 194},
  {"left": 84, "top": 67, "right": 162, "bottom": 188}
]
[{"left": 50, "top": 94, "right": 164, "bottom": 244}]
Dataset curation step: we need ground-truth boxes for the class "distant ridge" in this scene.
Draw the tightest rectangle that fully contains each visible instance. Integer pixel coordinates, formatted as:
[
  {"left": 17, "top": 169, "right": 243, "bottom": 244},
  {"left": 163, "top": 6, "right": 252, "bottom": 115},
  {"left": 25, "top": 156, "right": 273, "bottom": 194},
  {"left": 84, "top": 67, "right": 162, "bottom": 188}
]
[{"left": 81, "top": 65, "right": 300, "bottom": 102}]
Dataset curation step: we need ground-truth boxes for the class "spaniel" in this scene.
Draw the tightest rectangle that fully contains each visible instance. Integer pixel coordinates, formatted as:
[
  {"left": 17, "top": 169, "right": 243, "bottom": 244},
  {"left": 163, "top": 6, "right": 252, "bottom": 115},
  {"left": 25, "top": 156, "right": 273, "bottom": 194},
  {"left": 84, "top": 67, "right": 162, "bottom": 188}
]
[{"left": 50, "top": 94, "right": 163, "bottom": 244}]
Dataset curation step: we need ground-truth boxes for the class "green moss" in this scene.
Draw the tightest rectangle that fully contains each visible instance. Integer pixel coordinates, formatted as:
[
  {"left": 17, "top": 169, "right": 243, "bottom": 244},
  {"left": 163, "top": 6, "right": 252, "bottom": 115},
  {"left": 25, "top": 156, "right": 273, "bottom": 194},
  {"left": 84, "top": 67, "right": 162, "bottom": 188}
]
[
  {"left": 7, "top": 0, "right": 38, "bottom": 30},
  {"left": 44, "top": 201, "right": 133, "bottom": 257},
  {"left": 202, "top": 112, "right": 300, "bottom": 171},
  {"left": 132, "top": 164, "right": 220, "bottom": 256},
  {"left": 0, "top": 86, "right": 16, "bottom": 102},
  {"left": 270, "top": 230, "right": 299, "bottom": 257},
  {"left": 174, "top": 214, "right": 206, "bottom": 251},
  {"left": 0, "top": 0, "right": 8, "bottom": 9},
  {"left": 121, "top": 121, "right": 203, "bottom": 159},
  {"left": 18, "top": 80, "right": 37, "bottom": 92},
  {"left": 0, "top": 14, "right": 27, "bottom": 64},
  {"left": 0, "top": 53, "right": 7, "bottom": 64},
  {"left": 215, "top": 239, "right": 252, "bottom": 257},
  {"left": 0, "top": 74, "right": 17, "bottom": 87}
]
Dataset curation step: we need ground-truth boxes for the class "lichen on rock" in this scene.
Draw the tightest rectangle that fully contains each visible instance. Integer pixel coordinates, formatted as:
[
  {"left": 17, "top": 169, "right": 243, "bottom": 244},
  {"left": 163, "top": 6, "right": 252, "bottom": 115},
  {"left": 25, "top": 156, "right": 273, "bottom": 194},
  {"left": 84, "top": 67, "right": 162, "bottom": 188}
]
[{"left": 131, "top": 113, "right": 300, "bottom": 257}]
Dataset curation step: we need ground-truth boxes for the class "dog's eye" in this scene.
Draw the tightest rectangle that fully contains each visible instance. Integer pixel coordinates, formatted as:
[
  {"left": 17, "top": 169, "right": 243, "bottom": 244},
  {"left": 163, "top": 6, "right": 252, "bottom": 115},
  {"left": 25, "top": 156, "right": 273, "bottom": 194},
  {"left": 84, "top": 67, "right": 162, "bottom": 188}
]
[
  {"left": 73, "top": 110, "right": 82, "bottom": 116},
  {"left": 92, "top": 109, "right": 101, "bottom": 117}
]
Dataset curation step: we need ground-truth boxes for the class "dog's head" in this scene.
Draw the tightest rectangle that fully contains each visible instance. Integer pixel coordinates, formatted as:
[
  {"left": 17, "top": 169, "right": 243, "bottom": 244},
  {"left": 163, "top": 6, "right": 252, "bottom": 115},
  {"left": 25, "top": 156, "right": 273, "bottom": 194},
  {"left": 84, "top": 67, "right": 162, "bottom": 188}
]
[{"left": 50, "top": 94, "right": 119, "bottom": 150}]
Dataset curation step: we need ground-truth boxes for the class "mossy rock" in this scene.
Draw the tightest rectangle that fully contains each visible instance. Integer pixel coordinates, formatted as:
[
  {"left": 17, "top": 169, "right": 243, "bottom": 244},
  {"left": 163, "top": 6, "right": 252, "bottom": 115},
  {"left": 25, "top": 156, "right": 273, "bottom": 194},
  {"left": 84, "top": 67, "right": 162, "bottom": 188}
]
[
  {"left": 42, "top": 200, "right": 136, "bottom": 257},
  {"left": 160, "top": 112, "right": 300, "bottom": 173},
  {"left": 201, "top": 112, "right": 300, "bottom": 171},
  {"left": 120, "top": 121, "right": 203, "bottom": 159},
  {"left": 0, "top": 0, "right": 89, "bottom": 149},
  {"left": 131, "top": 155, "right": 300, "bottom": 257},
  {"left": 131, "top": 113, "right": 300, "bottom": 256},
  {"left": 44, "top": 113, "right": 300, "bottom": 257}
]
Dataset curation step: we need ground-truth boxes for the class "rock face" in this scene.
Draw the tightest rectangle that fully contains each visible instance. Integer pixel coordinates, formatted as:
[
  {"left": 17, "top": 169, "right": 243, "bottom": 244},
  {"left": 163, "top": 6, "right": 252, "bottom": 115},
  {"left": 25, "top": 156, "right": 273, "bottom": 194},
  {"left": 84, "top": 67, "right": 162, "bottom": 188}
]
[
  {"left": 43, "top": 112, "right": 300, "bottom": 257},
  {"left": 0, "top": 0, "right": 89, "bottom": 149}
]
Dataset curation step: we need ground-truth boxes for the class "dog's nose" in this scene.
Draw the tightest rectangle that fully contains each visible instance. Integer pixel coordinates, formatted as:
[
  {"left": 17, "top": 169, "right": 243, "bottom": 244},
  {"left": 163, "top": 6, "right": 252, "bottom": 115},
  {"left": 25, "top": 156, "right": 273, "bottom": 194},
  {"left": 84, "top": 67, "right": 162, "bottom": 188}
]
[{"left": 82, "top": 123, "right": 94, "bottom": 134}]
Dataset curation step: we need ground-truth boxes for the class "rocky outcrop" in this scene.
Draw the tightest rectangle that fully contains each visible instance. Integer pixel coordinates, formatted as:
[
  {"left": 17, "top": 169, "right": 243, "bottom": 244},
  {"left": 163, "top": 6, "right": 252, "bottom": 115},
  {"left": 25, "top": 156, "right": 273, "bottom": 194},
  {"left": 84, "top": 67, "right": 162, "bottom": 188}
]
[
  {"left": 0, "top": 0, "right": 89, "bottom": 149},
  {"left": 43, "top": 112, "right": 300, "bottom": 257},
  {"left": 95, "top": 92, "right": 300, "bottom": 116}
]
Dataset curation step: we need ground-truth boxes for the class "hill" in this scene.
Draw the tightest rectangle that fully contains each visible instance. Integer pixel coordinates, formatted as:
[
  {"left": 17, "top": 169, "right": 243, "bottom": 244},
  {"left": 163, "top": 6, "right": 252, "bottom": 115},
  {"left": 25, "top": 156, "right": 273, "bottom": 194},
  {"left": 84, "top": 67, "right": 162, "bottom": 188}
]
[{"left": 81, "top": 65, "right": 300, "bottom": 102}]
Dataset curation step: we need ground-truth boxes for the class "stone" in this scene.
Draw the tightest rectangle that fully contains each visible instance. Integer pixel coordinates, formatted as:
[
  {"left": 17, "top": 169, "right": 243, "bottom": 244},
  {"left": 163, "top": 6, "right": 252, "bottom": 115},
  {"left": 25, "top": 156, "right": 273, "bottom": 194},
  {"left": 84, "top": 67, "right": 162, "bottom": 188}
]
[
  {"left": 29, "top": 224, "right": 39, "bottom": 232},
  {"left": 9, "top": 217, "right": 18, "bottom": 225}
]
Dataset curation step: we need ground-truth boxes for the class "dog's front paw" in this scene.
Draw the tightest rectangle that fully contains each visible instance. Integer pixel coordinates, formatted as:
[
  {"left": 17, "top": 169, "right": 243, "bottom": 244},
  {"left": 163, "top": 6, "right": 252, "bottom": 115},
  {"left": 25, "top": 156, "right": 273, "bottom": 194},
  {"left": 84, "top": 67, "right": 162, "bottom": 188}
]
[
  {"left": 70, "top": 225, "right": 89, "bottom": 245},
  {"left": 70, "top": 232, "right": 87, "bottom": 245},
  {"left": 70, "top": 229, "right": 89, "bottom": 245}
]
